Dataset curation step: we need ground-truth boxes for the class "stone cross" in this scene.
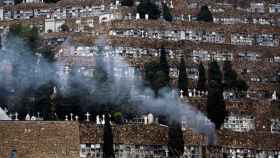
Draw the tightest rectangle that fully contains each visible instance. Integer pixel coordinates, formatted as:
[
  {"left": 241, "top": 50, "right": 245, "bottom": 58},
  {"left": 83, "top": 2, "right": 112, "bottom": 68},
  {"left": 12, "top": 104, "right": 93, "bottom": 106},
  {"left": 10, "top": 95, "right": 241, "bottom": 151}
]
[
  {"left": 188, "top": 14, "right": 191, "bottom": 21},
  {"left": 85, "top": 112, "right": 91, "bottom": 122},
  {"left": 180, "top": 89, "right": 184, "bottom": 99},
  {"left": 15, "top": 112, "right": 18, "bottom": 121},
  {"left": 193, "top": 89, "right": 196, "bottom": 97},
  {"left": 75, "top": 115, "right": 79, "bottom": 121},
  {"left": 70, "top": 113, "right": 73, "bottom": 121}
]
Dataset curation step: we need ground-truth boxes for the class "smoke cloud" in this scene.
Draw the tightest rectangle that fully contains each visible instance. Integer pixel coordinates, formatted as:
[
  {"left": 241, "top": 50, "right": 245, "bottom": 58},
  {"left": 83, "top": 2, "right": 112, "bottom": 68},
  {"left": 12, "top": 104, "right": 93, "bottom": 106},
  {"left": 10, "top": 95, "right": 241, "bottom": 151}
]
[
  {"left": 85, "top": 35, "right": 216, "bottom": 144},
  {"left": 0, "top": 34, "right": 216, "bottom": 144},
  {"left": 0, "top": 107, "right": 10, "bottom": 120}
]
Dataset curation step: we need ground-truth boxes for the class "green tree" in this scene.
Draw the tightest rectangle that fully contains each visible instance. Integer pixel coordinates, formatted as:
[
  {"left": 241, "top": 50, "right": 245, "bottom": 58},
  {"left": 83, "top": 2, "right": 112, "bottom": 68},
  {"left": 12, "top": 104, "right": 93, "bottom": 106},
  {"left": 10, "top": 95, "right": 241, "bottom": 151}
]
[
  {"left": 144, "top": 48, "right": 170, "bottom": 95},
  {"left": 223, "top": 60, "right": 238, "bottom": 90},
  {"left": 60, "top": 24, "right": 70, "bottom": 32},
  {"left": 208, "top": 61, "right": 222, "bottom": 83},
  {"left": 103, "top": 114, "right": 115, "bottom": 158},
  {"left": 196, "top": 5, "right": 213, "bottom": 22},
  {"left": 222, "top": 60, "right": 248, "bottom": 92},
  {"left": 234, "top": 79, "right": 248, "bottom": 92},
  {"left": 159, "top": 48, "right": 170, "bottom": 83},
  {"left": 112, "top": 112, "right": 123, "bottom": 124},
  {"left": 178, "top": 57, "right": 188, "bottom": 95},
  {"left": 137, "top": 0, "right": 161, "bottom": 19},
  {"left": 168, "top": 120, "right": 184, "bottom": 157},
  {"left": 163, "top": 3, "right": 173, "bottom": 22},
  {"left": 144, "top": 60, "right": 169, "bottom": 96},
  {"left": 121, "top": 0, "right": 134, "bottom": 6},
  {"left": 197, "top": 62, "right": 206, "bottom": 91},
  {"left": 34, "top": 81, "right": 58, "bottom": 120},
  {"left": 14, "top": 0, "right": 22, "bottom": 4},
  {"left": 207, "top": 81, "right": 226, "bottom": 129}
]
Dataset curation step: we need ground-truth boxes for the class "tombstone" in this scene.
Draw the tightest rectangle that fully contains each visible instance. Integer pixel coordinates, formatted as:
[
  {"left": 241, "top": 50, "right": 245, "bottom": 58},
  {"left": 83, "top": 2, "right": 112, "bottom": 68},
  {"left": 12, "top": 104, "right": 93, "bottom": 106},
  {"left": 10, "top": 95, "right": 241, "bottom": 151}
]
[
  {"left": 75, "top": 115, "right": 79, "bottom": 121},
  {"left": 180, "top": 89, "right": 184, "bottom": 98},
  {"left": 128, "top": 13, "right": 132, "bottom": 20},
  {"left": 145, "top": 14, "right": 149, "bottom": 20},
  {"left": 65, "top": 115, "right": 68, "bottom": 121},
  {"left": 201, "top": 91, "right": 204, "bottom": 96},
  {"left": 246, "top": 91, "right": 250, "bottom": 98},
  {"left": 96, "top": 115, "right": 101, "bottom": 124},
  {"left": 31, "top": 116, "right": 36, "bottom": 120},
  {"left": 70, "top": 113, "right": 73, "bottom": 121},
  {"left": 193, "top": 89, "right": 196, "bottom": 97},
  {"left": 198, "top": 90, "right": 201, "bottom": 97},
  {"left": 188, "top": 89, "right": 192, "bottom": 97},
  {"left": 272, "top": 91, "right": 277, "bottom": 100},
  {"left": 25, "top": 114, "right": 31, "bottom": 120},
  {"left": 15, "top": 112, "right": 18, "bottom": 121},
  {"left": 144, "top": 116, "right": 148, "bottom": 125},
  {"left": 136, "top": 13, "right": 140, "bottom": 20},
  {"left": 147, "top": 113, "right": 154, "bottom": 124},
  {"left": 85, "top": 112, "right": 91, "bottom": 122}
]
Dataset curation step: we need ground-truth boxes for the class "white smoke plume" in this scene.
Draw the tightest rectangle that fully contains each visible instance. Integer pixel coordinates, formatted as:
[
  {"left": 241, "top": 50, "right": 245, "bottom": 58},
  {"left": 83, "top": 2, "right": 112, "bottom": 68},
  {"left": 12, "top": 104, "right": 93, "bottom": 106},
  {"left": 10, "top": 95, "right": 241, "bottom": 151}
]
[
  {"left": 87, "top": 36, "right": 217, "bottom": 144},
  {"left": 0, "top": 107, "right": 10, "bottom": 120},
  {"left": 0, "top": 33, "right": 216, "bottom": 143}
]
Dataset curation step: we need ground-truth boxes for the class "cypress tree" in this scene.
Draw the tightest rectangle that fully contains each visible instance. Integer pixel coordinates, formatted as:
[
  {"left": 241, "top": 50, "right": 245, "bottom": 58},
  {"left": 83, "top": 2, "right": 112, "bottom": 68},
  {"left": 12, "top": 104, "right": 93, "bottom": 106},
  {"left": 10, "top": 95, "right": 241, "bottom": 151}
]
[
  {"left": 223, "top": 60, "right": 248, "bottom": 92},
  {"left": 178, "top": 57, "right": 188, "bottom": 95},
  {"left": 103, "top": 114, "right": 115, "bottom": 158},
  {"left": 197, "top": 62, "right": 206, "bottom": 91},
  {"left": 144, "top": 60, "right": 169, "bottom": 96},
  {"left": 163, "top": 3, "right": 173, "bottom": 22},
  {"left": 144, "top": 48, "right": 170, "bottom": 96},
  {"left": 137, "top": 0, "right": 161, "bottom": 19},
  {"left": 168, "top": 120, "right": 184, "bottom": 157},
  {"left": 208, "top": 61, "right": 222, "bottom": 83},
  {"left": 197, "top": 5, "right": 213, "bottom": 22},
  {"left": 207, "top": 81, "right": 226, "bottom": 129},
  {"left": 159, "top": 48, "right": 170, "bottom": 82},
  {"left": 223, "top": 60, "right": 237, "bottom": 90},
  {"left": 121, "top": 0, "right": 134, "bottom": 6}
]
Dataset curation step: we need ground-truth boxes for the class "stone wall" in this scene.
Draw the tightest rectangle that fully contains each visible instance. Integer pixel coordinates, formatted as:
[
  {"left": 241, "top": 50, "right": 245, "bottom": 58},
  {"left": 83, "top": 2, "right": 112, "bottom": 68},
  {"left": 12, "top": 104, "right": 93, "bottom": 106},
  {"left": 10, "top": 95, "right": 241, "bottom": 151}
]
[{"left": 0, "top": 121, "right": 80, "bottom": 158}]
